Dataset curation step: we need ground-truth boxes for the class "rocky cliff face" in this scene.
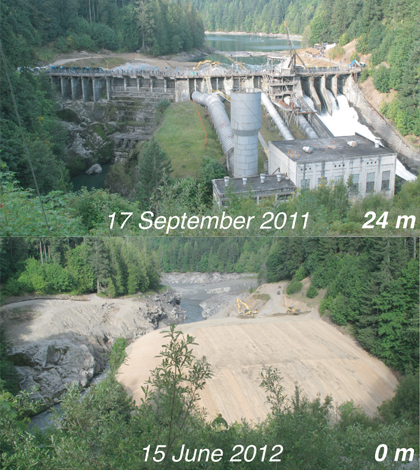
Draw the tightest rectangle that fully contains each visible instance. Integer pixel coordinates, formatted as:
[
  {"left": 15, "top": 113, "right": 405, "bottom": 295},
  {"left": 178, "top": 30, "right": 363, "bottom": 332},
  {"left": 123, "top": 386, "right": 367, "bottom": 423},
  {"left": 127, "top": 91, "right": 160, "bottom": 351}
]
[
  {"left": 59, "top": 96, "right": 158, "bottom": 178},
  {"left": 11, "top": 334, "right": 106, "bottom": 407},
  {"left": 3, "top": 289, "right": 185, "bottom": 406}
]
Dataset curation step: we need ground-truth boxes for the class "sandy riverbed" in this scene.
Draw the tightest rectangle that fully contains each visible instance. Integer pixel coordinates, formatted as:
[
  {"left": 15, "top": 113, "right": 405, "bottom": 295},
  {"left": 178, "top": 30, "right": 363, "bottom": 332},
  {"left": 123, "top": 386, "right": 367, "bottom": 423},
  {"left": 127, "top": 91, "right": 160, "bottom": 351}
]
[{"left": 118, "top": 282, "right": 398, "bottom": 423}]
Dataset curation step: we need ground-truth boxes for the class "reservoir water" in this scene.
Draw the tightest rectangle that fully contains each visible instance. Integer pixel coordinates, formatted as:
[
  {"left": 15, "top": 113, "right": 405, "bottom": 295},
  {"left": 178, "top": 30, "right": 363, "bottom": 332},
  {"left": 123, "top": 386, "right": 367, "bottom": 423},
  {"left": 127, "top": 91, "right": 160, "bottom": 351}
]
[{"left": 204, "top": 33, "right": 301, "bottom": 66}]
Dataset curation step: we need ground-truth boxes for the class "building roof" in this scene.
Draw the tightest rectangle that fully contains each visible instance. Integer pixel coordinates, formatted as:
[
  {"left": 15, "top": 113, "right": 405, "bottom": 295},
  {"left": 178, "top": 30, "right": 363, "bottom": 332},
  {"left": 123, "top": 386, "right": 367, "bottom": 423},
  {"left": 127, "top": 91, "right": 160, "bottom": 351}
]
[
  {"left": 213, "top": 175, "right": 296, "bottom": 196},
  {"left": 270, "top": 135, "right": 396, "bottom": 164}
]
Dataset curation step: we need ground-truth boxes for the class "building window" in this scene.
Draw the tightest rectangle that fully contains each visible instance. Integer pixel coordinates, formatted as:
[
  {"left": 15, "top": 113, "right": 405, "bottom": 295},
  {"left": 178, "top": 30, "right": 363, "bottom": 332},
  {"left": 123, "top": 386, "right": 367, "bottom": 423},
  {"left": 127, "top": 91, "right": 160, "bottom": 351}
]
[
  {"left": 318, "top": 177, "right": 328, "bottom": 186},
  {"left": 349, "top": 174, "right": 359, "bottom": 192},
  {"left": 381, "top": 171, "right": 390, "bottom": 190},
  {"left": 301, "top": 179, "right": 310, "bottom": 189},
  {"left": 366, "top": 172, "right": 375, "bottom": 192}
]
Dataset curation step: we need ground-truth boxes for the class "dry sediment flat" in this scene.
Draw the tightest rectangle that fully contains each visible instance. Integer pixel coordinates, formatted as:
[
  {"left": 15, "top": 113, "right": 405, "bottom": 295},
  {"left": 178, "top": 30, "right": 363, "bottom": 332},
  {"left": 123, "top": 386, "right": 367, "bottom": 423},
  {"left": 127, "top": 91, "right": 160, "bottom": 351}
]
[{"left": 118, "top": 310, "right": 398, "bottom": 424}]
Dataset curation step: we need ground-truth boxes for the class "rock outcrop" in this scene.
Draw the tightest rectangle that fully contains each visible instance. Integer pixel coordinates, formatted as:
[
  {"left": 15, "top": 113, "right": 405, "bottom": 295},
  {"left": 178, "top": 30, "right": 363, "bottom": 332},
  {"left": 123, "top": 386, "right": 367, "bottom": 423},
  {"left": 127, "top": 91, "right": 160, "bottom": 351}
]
[
  {"left": 145, "top": 290, "right": 186, "bottom": 326},
  {"left": 86, "top": 163, "right": 102, "bottom": 175},
  {"left": 11, "top": 334, "right": 106, "bottom": 406}
]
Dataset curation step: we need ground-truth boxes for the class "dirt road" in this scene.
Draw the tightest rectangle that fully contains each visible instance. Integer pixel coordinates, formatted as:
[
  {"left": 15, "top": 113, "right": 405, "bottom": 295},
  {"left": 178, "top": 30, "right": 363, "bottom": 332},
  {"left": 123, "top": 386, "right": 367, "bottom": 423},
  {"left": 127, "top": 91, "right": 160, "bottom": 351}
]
[{"left": 118, "top": 284, "right": 397, "bottom": 423}]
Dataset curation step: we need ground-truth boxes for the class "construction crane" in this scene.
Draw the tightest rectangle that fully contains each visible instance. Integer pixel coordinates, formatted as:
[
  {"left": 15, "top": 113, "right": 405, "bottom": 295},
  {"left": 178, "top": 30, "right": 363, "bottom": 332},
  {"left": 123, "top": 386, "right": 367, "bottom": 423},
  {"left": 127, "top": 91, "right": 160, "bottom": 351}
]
[
  {"left": 237, "top": 298, "right": 258, "bottom": 316},
  {"left": 284, "top": 21, "right": 307, "bottom": 72}
]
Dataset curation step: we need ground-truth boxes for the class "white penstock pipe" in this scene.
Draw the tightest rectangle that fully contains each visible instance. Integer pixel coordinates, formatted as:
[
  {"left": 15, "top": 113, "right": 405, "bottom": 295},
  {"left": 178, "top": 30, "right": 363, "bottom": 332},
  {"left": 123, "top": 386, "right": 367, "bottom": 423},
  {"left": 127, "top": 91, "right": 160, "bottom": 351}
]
[
  {"left": 192, "top": 91, "right": 234, "bottom": 170},
  {"left": 261, "top": 93, "right": 294, "bottom": 141}
]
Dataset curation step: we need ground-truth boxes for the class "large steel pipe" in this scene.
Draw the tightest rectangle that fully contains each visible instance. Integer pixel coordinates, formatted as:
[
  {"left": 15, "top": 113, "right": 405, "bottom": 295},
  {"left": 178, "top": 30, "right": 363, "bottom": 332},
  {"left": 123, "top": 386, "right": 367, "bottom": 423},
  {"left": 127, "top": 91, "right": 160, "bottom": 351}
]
[
  {"left": 261, "top": 93, "right": 294, "bottom": 141},
  {"left": 192, "top": 91, "right": 234, "bottom": 172}
]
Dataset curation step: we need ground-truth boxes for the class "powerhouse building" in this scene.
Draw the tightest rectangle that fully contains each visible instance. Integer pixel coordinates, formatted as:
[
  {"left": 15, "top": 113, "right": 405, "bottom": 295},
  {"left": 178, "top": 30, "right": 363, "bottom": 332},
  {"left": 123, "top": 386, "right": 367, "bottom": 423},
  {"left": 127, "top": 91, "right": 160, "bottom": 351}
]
[{"left": 268, "top": 135, "right": 397, "bottom": 197}]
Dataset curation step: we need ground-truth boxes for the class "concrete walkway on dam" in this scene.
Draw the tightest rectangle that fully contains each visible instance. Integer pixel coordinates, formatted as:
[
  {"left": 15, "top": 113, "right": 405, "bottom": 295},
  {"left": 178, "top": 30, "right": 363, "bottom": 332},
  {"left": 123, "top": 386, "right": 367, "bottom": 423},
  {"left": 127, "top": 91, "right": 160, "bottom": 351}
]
[{"left": 118, "top": 288, "right": 398, "bottom": 424}]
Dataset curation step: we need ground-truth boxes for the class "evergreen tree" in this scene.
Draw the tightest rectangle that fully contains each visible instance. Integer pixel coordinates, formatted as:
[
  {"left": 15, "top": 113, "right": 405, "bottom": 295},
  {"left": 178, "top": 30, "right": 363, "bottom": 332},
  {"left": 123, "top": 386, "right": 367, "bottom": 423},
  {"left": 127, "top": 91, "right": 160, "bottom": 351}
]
[{"left": 136, "top": 139, "right": 173, "bottom": 208}]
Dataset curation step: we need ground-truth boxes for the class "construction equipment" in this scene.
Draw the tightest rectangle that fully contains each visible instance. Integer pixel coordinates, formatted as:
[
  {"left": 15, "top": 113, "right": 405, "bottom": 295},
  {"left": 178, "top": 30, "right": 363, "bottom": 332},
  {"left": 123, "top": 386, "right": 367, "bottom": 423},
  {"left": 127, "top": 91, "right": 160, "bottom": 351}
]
[
  {"left": 284, "top": 21, "right": 307, "bottom": 72},
  {"left": 237, "top": 298, "right": 258, "bottom": 316},
  {"left": 286, "top": 306, "right": 300, "bottom": 315}
]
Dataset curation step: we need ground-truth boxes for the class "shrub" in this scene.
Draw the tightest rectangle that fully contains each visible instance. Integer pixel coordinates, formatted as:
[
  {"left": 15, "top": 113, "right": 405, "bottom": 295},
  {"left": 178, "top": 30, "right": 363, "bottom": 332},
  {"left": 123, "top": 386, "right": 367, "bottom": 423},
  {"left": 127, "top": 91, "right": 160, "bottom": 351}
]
[
  {"left": 319, "top": 298, "right": 330, "bottom": 314},
  {"left": 350, "top": 51, "right": 360, "bottom": 62},
  {"left": 294, "top": 265, "right": 308, "bottom": 281},
  {"left": 109, "top": 338, "right": 128, "bottom": 373},
  {"left": 306, "top": 284, "right": 318, "bottom": 298},
  {"left": 329, "top": 45, "right": 345, "bottom": 60},
  {"left": 286, "top": 278, "right": 303, "bottom": 295},
  {"left": 373, "top": 65, "right": 391, "bottom": 93},
  {"left": 339, "top": 33, "right": 351, "bottom": 46},
  {"left": 156, "top": 99, "right": 171, "bottom": 114},
  {"left": 359, "top": 68, "right": 369, "bottom": 83}
]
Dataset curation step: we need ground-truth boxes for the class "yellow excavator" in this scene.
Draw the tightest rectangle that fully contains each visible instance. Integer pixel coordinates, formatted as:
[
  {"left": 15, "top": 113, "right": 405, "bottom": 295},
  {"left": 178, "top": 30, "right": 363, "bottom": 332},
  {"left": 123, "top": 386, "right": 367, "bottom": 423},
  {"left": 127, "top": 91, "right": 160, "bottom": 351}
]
[
  {"left": 286, "top": 306, "right": 300, "bottom": 315},
  {"left": 237, "top": 298, "right": 258, "bottom": 316}
]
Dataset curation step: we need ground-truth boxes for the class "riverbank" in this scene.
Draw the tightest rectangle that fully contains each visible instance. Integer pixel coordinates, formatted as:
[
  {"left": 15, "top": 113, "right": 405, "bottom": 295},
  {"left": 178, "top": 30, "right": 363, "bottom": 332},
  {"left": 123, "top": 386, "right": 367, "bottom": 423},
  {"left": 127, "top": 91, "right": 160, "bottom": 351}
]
[{"left": 205, "top": 30, "right": 302, "bottom": 40}]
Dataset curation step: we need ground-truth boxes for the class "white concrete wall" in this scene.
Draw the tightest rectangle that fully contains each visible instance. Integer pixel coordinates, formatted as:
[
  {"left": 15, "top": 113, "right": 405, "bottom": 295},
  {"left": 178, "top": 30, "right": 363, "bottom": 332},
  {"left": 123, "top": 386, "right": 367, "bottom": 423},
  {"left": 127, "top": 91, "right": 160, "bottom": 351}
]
[
  {"left": 269, "top": 143, "right": 297, "bottom": 183},
  {"left": 269, "top": 143, "right": 396, "bottom": 196}
]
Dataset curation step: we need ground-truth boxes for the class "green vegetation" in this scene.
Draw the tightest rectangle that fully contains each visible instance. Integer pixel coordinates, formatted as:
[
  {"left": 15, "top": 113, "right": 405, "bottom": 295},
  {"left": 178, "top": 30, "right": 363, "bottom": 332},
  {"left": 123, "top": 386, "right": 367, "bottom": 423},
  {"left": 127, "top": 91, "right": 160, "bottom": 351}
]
[
  {"left": 154, "top": 101, "right": 225, "bottom": 178},
  {"left": 2, "top": 173, "right": 420, "bottom": 236},
  {"left": 0, "top": 0, "right": 204, "bottom": 211},
  {"left": 1, "top": 0, "right": 204, "bottom": 58},
  {"left": 0, "top": 327, "right": 21, "bottom": 395},
  {"left": 306, "top": 284, "right": 318, "bottom": 298},
  {"left": 286, "top": 278, "right": 303, "bottom": 294},
  {"left": 193, "top": 0, "right": 419, "bottom": 137},
  {"left": 328, "top": 44, "right": 345, "bottom": 59},
  {"left": 0, "top": 238, "right": 160, "bottom": 300},
  {"left": 0, "top": 240, "right": 418, "bottom": 467},
  {"left": 109, "top": 338, "right": 129, "bottom": 373},
  {"left": 265, "top": 237, "right": 419, "bottom": 372}
]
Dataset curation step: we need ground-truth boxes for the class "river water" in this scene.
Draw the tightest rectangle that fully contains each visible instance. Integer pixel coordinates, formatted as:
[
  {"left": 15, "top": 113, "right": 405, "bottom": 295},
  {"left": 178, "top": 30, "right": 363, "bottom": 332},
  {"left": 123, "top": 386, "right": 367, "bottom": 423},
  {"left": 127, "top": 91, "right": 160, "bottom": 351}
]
[
  {"left": 165, "top": 275, "right": 258, "bottom": 324},
  {"left": 71, "top": 162, "right": 111, "bottom": 191}
]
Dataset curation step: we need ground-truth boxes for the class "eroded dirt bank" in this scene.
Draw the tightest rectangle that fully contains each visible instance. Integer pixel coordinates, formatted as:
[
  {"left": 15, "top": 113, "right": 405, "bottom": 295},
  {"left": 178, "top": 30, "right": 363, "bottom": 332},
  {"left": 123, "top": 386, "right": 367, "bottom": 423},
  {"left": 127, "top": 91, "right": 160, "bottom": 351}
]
[{"left": 1, "top": 290, "right": 184, "bottom": 405}]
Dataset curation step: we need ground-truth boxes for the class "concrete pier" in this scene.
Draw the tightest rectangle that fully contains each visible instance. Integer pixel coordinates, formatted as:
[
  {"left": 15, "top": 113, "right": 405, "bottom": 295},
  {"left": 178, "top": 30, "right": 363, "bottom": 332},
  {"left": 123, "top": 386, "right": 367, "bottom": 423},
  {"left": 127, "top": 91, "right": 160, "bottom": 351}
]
[
  {"left": 331, "top": 75, "right": 338, "bottom": 97},
  {"left": 93, "top": 78, "right": 106, "bottom": 102},
  {"left": 60, "top": 77, "right": 71, "bottom": 99},
  {"left": 320, "top": 76, "right": 332, "bottom": 115},
  {"left": 308, "top": 77, "right": 322, "bottom": 112},
  {"left": 71, "top": 77, "right": 82, "bottom": 100},
  {"left": 82, "top": 77, "right": 92, "bottom": 102}
]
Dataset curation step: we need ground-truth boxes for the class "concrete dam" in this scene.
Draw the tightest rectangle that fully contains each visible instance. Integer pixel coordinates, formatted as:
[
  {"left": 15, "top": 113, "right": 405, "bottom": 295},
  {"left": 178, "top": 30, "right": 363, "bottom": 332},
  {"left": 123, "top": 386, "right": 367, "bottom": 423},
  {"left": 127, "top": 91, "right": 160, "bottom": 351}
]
[{"left": 47, "top": 65, "right": 419, "bottom": 175}]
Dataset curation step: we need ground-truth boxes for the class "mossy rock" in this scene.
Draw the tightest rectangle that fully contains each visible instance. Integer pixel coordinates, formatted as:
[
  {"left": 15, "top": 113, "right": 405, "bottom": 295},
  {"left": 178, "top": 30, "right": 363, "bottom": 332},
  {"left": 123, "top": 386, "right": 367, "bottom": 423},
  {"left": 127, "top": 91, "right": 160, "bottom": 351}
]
[
  {"left": 57, "top": 108, "right": 81, "bottom": 124},
  {"left": 66, "top": 154, "right": 88, "bottom": 176}
]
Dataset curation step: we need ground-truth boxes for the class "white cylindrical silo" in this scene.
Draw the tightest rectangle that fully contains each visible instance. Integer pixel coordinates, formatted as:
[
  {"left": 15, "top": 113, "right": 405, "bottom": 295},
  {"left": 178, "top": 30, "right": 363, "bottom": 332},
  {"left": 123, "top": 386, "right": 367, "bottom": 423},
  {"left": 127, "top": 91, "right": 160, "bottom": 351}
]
[{"left": 231, "top": 89, "right": 261, "bottom": 178}]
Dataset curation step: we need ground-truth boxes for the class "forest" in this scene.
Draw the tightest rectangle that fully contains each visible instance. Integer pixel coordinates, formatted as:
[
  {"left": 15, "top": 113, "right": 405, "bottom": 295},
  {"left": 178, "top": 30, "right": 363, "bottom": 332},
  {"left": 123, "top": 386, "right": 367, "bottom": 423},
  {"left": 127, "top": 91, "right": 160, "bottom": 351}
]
[
  {"left": 1, "top": 0, "right": 204, "bottom": 59},
  {"left": 1, "top": 237, "right": 418, "bottom": 374},
  {"left": 0, "top": 0, "right": 204, "bottom": 202}
]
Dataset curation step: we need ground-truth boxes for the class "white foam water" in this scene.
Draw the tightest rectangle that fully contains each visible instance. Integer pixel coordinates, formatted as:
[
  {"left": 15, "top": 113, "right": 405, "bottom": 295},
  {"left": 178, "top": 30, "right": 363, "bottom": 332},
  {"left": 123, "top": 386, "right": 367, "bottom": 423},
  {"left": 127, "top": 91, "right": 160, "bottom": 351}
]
[{"left": 303, "top": 93, "right": 417, "bottom": 181}]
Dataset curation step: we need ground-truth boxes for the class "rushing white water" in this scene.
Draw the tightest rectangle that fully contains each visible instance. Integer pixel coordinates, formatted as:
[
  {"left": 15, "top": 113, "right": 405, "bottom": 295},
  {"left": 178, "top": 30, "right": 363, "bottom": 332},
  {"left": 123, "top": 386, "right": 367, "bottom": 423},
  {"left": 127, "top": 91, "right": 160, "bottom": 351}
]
[
  {"left": 321, "top": 94, "right": 377, "bottom": 140},
  {"left": 303, "top": 93, "right": 417, "bottom": 181},
  {"left": 396, "top": 160, "right": 417, "bottom": 181}
]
